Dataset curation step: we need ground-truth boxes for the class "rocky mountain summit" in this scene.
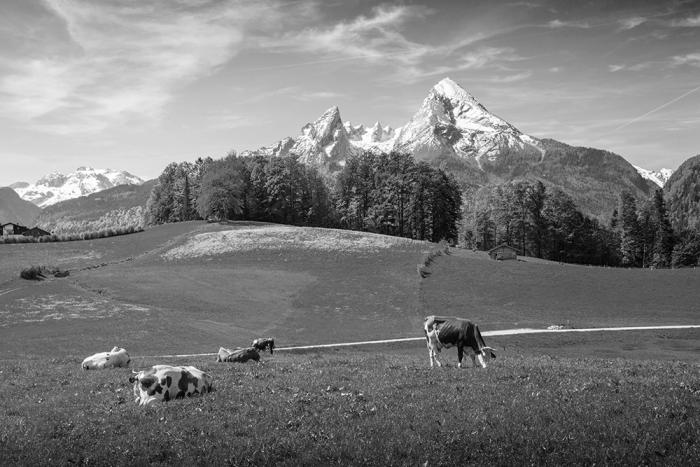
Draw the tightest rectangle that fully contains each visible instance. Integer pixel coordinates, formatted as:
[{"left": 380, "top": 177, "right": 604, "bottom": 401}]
[{"left": 244, "top": 77, "right": 542, "bottom": 170}]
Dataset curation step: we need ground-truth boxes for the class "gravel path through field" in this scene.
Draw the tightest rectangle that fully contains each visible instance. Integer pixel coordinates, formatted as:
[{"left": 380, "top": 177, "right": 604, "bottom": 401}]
[{"left": 134, "top": 324, "right": 700, "bottom": 358}]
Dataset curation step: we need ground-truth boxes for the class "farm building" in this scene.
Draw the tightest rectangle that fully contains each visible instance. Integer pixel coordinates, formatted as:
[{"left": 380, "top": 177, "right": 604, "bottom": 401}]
[
  {"left": 23, "top": 227, "right": 51, "bottom": 238},
  {"left": 488, "top": 244, "right": 518, "bottom": 261},
  {"left": 1, "top": 222, "right": 28, "bottom": 236}
]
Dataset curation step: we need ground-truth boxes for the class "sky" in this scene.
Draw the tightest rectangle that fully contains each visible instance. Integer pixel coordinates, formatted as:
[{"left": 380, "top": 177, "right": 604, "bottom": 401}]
[{"left": 1, "top": 0, "right": 699, "bottom": 186}]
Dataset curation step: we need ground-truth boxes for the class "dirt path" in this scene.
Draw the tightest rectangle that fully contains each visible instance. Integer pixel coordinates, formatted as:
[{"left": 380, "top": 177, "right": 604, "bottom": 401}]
[{"left": 133, "top": 324, "right": 700, "bottom": 358}]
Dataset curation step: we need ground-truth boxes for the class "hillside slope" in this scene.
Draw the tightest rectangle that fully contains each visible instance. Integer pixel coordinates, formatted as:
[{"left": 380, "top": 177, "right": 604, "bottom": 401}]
[
  {"left": 0, "top": 187, "right": 41, "bottom": 226},
  {"left": 664, "top": 154, "right": 700, "bottom": 231},
  {"left": 36, "top": 179, "right": 156, "bottom": 234}
]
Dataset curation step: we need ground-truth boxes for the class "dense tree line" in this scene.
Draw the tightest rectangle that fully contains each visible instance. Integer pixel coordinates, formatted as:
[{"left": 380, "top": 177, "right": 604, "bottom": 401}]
[
  {"left": 464, "top": 180, "right": 700, "bottom": 267},
  {"left": 335, "top": 152, "right": 462, "bottom": 242},
  {"left": 146, "top": 151, "right": 462, "bottom": 243},
  {"left": 464, "top": 181, "right": 619, "bottom": 266}
]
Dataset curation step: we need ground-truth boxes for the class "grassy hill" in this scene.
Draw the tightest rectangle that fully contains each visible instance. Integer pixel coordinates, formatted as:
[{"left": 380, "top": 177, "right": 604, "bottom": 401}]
[{"left": 1, "top": 221, "right": 698, "bottom": 464}]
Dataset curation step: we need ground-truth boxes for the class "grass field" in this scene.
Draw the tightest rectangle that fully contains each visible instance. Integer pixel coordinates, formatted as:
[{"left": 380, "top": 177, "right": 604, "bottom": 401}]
[{"left": 1, "top": 220, "right": 699, "bottom": 465}]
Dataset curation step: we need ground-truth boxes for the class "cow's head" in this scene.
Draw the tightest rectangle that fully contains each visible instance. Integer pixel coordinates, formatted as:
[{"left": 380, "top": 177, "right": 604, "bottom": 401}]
[{"left": 481, "top": 346, "right": 497, "bottom": 361}]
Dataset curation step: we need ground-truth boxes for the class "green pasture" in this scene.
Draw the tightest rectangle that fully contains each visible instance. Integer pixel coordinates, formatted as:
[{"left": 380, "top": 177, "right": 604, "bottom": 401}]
[{"left": 1, "top": 221, "right": 698, "bottom": 465}]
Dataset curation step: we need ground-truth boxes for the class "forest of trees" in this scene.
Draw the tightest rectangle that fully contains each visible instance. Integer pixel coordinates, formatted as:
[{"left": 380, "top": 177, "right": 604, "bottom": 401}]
[
  {"left": 463, "top": 180, "right": 699, "bottom": 268},
  {"left": 145, "top": 151, "right": 699, "bottom": 268},
  {"left": 145, "top": 151, "right": 463, "bottom": 243}
]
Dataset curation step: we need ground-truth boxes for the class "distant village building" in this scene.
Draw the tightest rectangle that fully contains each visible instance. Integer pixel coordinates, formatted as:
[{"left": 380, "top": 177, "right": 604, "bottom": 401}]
[
  {"left": 23, "top": 227, "right": 51, "bottom": 238},
  {"left": 488, "top": 244, "right": 518, "bottom": 261},
  {"left": 1, "top": 222, "right": 28, "bottom": 236}
]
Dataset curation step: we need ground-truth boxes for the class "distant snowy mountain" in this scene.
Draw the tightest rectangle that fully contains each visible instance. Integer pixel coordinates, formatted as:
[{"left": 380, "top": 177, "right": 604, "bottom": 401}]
[
  {"left": 12, "top": 167, "right": 144, "bottom": 208},
  {"left": 633, "top": 166, "right": 674, "bottom": 188}
]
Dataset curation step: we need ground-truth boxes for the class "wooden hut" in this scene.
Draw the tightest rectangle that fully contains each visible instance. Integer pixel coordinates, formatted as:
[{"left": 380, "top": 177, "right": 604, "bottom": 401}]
[
  {"left": 488, "top": 244, "right": 518, "bottom": 261},
  {"left": 1, "top": 222, "right": 28, "bottom": 236},
  {"left": 23, "top": 227, "right": 51, "bottom": 238}
]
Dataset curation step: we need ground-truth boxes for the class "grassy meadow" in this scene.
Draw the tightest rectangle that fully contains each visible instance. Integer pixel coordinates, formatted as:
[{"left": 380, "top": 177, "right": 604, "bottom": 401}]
[{"left": 1, "top": 220, "right": 699, "bottom": 465}]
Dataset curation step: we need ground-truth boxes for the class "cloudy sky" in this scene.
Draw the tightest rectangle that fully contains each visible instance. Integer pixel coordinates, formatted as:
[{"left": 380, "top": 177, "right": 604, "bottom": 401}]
[{"left": 1, "top": 0, "right": 699, "bottom": 185}]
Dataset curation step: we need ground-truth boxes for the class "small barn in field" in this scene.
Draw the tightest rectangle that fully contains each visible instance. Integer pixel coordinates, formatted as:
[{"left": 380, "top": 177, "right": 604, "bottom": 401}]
[
  {"left": 23, "top": 227, "right": 51, "bottom": 238},
  {"left": 1, "top": 222, "right": 28, "bottom": 236},
  {"left": 488, "top": 244, "right": 518, "bottom": 261}
]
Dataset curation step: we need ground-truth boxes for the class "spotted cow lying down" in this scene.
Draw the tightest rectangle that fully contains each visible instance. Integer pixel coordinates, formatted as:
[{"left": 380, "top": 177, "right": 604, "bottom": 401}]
[
  {"left": 81, "top": 346, "right": 130, "bottom": 370},
  {"left": 129, "top": 365, "right": 213, "bottom": 406},
  {"left": 216, "top": 346, "right": 260, "bottom": 363}
]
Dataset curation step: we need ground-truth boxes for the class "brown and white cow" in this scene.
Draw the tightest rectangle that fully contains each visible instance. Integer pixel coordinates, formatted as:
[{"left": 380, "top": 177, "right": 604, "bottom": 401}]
[
  {"left": 81, "top": 346, "right": 131, "bottom": 370},
  {"left": 128, "top": 365, "right": 213, "bottom": 406},
  {"left": 216, "top": 346, "right": 260, "bottom": 363},
  {"left": 252, "top": 337, "right": 275, "bottom": 354},
  {"left": 423, "top": 315, "right": 496, "bottom": 368}
]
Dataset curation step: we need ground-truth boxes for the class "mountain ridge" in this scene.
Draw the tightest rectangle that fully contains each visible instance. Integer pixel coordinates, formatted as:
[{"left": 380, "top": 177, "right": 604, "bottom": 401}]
[
  {"left": 11, "top": 166, "right": 144, "bottom": 208},
  {"left": 242, "top": 77, "right": 662, "bottom": 220}
]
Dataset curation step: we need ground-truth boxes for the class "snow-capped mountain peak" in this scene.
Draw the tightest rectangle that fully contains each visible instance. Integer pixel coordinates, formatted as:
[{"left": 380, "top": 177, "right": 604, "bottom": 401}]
[
  {"left": 431, "top": 77, "right": 481, "bottom": 107},
  {"left": 634, "top": 165, "right": 674, "bottom": 188},
  {"left": 242, "top": 77, "right": 541, "bottom": 169},
  {"left": 12, "top": 167, "right": 144, "bottom": 207}
]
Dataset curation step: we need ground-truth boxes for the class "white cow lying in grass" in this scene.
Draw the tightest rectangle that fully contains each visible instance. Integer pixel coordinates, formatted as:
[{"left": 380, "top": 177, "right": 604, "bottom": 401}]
[
  {"left": 129, "top": 365, "right": 213, "bottom": 406},
  {"left": 216, "top": 346, "right": 260, "bottom": 363},
  {"left": 81, "top": 346, "right": 131, "bottom": 370}
]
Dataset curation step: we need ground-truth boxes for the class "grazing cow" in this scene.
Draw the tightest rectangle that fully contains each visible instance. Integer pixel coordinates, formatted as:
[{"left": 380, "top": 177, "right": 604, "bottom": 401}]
[
  {"left": 423, "top": 316, "right": 496, "bottom": 368},
  {"left": 252, "top": 337, "right": 275, "bottom": 354},
  {"left": 81, "top": 346, "right": 130, "bottom": 370},
  {"left": 129, "top": 365, "right": 213, "bottom": 406},
  {"left": 217, "top": 346, "right": 260, "bottom": 363}
]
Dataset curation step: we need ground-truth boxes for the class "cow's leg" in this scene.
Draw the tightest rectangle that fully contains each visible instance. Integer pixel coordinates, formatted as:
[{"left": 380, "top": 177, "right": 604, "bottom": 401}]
[
  {"left": 457, "top": 345, "right": 464, "bottom": 369},
  {"left": 426, "top": 340, "right": 435, "bottom": 367}
]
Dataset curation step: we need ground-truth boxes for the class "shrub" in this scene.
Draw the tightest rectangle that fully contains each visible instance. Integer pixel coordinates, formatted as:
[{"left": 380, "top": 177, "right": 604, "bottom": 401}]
[
  {"left": 20, "top": 265, "right": 70, "bottom": 280},
  {"left": 20, "top": 266, "right": 46, "bottom": 281}
]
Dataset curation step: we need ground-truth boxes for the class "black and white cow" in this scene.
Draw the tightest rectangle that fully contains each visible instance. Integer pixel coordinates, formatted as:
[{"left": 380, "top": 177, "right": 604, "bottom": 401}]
[
  {"left": 423, "top": 315, "right": 496, "bottom": 368},
  {"left": 252, "top": 337, "right": 275, "bottom": 354},
  {"left": 129, "top": 365, "right": 213, "bottom": 406},
  {"left": 81, "top": 346, "right": 130, "bottom": 370}
]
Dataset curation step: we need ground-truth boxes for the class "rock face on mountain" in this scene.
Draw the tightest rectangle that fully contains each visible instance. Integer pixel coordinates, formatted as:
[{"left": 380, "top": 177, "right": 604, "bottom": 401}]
[
  {"left": 243, "top": 77, "right": 657, "bottom": 219},
  {"left": 664, "top": 154, "right": 700, "bottom": 231},
  {"left": 12, "top": 167, "right": 144, "bottom": 208},
  {"left": 0, "top": 187, "right": 41, "bottom": 226},
  {"left": 393, "top": 77, "right": 542, "bottom": 165}
]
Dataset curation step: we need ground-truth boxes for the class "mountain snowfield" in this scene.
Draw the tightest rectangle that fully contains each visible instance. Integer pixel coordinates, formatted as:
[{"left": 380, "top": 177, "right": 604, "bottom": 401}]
[
  {"left": 11, "top": 167, "right": 143, "bottom": 208},
  {"left": 633, "top": 166, "right": 674, "bottom": 188}
]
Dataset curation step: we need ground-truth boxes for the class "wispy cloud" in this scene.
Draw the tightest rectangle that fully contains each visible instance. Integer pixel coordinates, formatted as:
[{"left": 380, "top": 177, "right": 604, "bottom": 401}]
[
  {"left": 547, "top": 19, "right": 591, "bottom": 29},
  {"left": 671, "top": 13, "right": 700, "bottom": 27},
  {"left": 670, "top": 53, "right": 700, "bottom": 67},
  {"left": 618, "top": 16, "right": 647, "bottom": 30},
  {"left": 608, "top": 62, "right": 655, "bottom": 72},
  {"left": 258, "top": 4, "right": 435, "bottom": 66},
  {"left": 0, "top": 0, "right": 286, "bottom": 134}
]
